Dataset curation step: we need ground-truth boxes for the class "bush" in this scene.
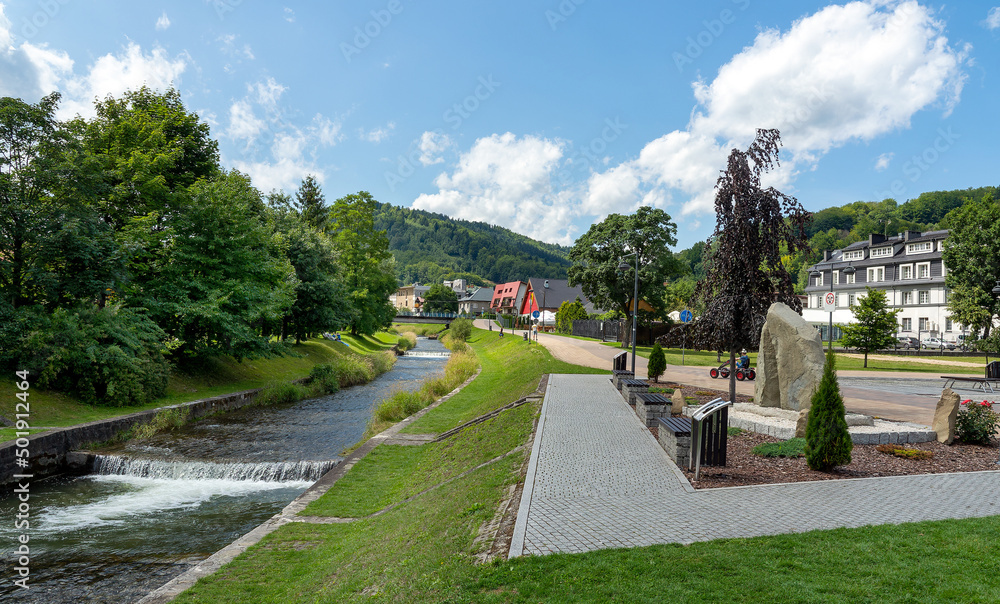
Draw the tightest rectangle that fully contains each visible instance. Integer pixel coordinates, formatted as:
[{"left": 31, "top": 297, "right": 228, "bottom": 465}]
[
  {"left": 647, "top": 342, "right": 666, "bottom": 382},
  {"left": 13, "top": 305, "right": 169, "bottom": 407},
  {"left": 396, "top": 332, "right": 417, "bottom": 352},
  {"left": 955, "top": 400, "right": 999, "bottom": 445},
  {"left": 804, "top": 351, "right": 853, "bottom": 471},
  {"left": 308, "top": 364, "right": 340, "bottom": 395},
  {"left": 449, "top": 318, "right": 473, "bottom": 342},
  {"left": 753, "top": 437, "right": 806, "bottom": 458}
]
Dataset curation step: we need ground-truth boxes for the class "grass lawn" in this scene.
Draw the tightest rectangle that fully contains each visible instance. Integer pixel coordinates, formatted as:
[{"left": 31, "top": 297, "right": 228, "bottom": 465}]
[
  {"left": 172, "top": 325, "right": 1000, "bottom": 602},
  {"left": 0, "top": 332, "right": 403, "bottom": 441},
  {"left": 400, "top": 327, "right": 607, "bottom": 434},
  {"left": 607, "top": 343, "right": 983, "bottom": 374}
]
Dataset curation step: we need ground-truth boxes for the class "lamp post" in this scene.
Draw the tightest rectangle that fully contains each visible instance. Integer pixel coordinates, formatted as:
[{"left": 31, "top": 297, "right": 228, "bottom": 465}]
[
  {"left": 542, "top": 280, "right": 549, "bottom": 334},
  {"left": 618, "top": 253, "right": 639, "bottom": 375},
  {"left": 993, "top": 279, "right": 1000, "bottom": 465}
]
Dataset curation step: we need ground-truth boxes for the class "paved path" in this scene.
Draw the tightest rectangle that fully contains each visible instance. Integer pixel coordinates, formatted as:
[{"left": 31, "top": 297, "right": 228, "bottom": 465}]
[{"left": 509, "top": 374, "right": 1000, "bottom": 557}]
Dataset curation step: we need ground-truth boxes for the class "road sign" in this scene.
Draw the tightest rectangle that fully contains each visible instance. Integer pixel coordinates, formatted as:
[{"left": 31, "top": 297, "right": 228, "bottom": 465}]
[
  {"left": 532, "top": 310, "right": 540, "bottom": 319},
  {"left": 679, "top": 309, "right": 693, "bottom": 323},
  {"left": 823, "top": 292, "right": 836, "bottom": 311}
]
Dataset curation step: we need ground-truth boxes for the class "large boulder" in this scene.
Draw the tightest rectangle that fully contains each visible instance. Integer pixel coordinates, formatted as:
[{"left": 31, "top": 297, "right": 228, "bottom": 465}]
[
  {"left": 932, "top": 388, "right": 961, "bottom": 444},
  {"left": 755, "top": 303, "right": 825, "bottom": 412}
]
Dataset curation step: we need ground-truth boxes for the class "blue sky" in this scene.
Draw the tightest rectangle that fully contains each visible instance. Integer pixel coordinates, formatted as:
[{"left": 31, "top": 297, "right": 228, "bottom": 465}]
[{"left": 1, "top": 1, "right": 997, "bottom": 251}]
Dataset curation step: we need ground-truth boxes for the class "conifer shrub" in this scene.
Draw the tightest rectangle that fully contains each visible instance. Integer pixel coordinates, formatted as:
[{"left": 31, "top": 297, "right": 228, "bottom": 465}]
[
  {"left": 804, "top": 351, "right": 853, "bottom": 471},
  {"left": 647, "top": 342, "right": 666, "bottom": 382}
]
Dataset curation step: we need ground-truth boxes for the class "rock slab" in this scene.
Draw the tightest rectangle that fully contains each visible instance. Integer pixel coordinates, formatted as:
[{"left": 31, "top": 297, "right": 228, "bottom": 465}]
[
  {"left": 932, "top": 388, "right": 961, "bottom": 445},
  {"left": 755, "top": 302, "right": 825, "bottom": 412}
]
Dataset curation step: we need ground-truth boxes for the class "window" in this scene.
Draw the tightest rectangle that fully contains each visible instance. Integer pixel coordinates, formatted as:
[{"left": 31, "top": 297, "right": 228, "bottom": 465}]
[
  {"left": 945, "top": 317, "right": 953, "bottom": 332},
  {"left": 918, "top": 290, "right": 930, "bottom": 304},
  {"left": 919, "top": 317, "right": 930, "bottom": 331},
  {"left": 902, "top": 317, "right": 912, "bottom": 331},
  {"left": 937, "top": 240, "right": 945, "bottom": 252},
  {"left": 848, "top": 293, "right": 856, "bottom": 307},
  {"left": 902, "top": 291, "right": 913, "bottom": 305},
  {"left": 917, "top": 262, "right": 930, "bottom": 279},
  {"left": 814, "top": 274, "right": 823, "bottom": 287},
  {"left": 867, "top": 267, "right": 885, "bottom": 282},
  {"left": 833, "top": 270, "right": 839, "bottom": 285},
  {"left": 900, "top": 264, "right": 913, "bottom": 280},
  {"left": 844, "top": 271, "right": 855, "bottom": 284},
  {"left": 843, "top": 250, "right": 864, "bottom": 261},
  {"left": 907, "top": 241, "right": 932, "bottom": 254},
  {"left": 870, "top": 246, "right": 893, "bottom": 258}
]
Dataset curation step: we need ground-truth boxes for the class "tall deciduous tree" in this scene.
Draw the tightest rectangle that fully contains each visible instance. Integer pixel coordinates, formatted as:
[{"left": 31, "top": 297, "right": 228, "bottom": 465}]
[
  {"left": 568, "top": 206, "right": 680, "bottom": 342},
  {"left": 942, "top": 193, "right": 1000, "bottom": 340},
  {"left": 839, "top": 287, "right": 900, "bottom": 367},
  {"left": 423, "top": 283, "right": 458, "bottom": 314},
  {"left": 694, "top": 129, "right": 810, "bottom": 405},
  {"left": 330, "top": 191, "right": 397, "bottom": 335}
]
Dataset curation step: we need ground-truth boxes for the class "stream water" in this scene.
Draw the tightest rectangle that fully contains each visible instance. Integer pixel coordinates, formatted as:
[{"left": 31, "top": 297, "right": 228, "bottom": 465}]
[{"left": 0, "top": 339, "right": 449, "bottom": 603}]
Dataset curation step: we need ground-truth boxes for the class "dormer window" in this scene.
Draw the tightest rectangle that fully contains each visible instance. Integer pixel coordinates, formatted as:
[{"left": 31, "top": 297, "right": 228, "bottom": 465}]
[
  {"left": 906, "top": 241, "right": 932, "bottom": 254},
  {"left": 842, "top": 250, "right": 864, "bottom": 261},
  {"left": 870, "top": 246, "right": 893, "bottom": 258}
]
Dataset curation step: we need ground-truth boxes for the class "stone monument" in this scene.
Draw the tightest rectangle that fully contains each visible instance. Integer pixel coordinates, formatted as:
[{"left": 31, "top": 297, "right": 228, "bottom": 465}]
[
  {"left": 932, "top": 388, "right": 961, "bottom": 445},
  {"left": 755, "top": 302, "right": 825, "bottom": 412}
]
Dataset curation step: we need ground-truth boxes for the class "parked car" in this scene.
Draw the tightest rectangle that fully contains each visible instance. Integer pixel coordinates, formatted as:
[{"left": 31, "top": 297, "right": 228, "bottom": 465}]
[
  {"left": 921, "top": 337, "right": 956, "bottom": 350},
  {"left": 896, "top": 336, "right": 919, "bottom": 349}
]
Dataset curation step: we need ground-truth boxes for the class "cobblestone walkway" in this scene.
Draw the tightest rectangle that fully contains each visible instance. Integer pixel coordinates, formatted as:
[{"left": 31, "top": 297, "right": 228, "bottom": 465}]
[{"left": 509, "top": 374, "right": 1000, "bottom": 557}]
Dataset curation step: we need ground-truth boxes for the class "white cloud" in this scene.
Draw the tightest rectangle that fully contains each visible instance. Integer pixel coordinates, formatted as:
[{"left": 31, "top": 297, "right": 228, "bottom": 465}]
[
  {"left": 226, "top": 99, "right": 267, "bottom": 143},
  {"left": 284, "top": 7, "right": 295, "bottom": 23},
  {"left": 155, "top": 12, "right": 171, "bottom": 31},
  {"left": 587, "top": 0, "right": 967, "bottom": 218},
  {"left": 218, "top": 34, "right": 255, "bottom": 60},
  {"left": 985, "top": 7, "right": 1000, "bottom": 29},
  {"left": 874, "top": 152, "right": 894, "bottom": 171},
  {"left": 418, "top": 131, "right": 453, "bottom": 165},
  {"left": 253, "top": 77, "right": 285, "bottom": 108},
  {"left": 412, "top": 133, "right": 575, "bottom": 244},
  {"left": 362, "top": 122, "right": 395, "bottom": 143},
  {"left": 312, "top": 114, "right": 343, "bottom": 146},
  {"left": 0, "top": 4, "right": 12, "bottom": 48}
]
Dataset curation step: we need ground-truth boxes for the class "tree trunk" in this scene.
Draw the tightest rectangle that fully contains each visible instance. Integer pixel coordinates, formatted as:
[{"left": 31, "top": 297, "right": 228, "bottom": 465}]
[{"left": 863, "top": 352, "right": 868, "bottom": 368}]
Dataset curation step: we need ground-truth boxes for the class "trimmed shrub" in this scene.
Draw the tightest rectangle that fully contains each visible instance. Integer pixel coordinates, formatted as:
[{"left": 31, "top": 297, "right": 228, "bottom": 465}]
[
  {"left": 647, "top": 342, "right": 666, "bottom": 382},
  {"left": 804, "top": 351, "right": 853, "bottom": 471}
]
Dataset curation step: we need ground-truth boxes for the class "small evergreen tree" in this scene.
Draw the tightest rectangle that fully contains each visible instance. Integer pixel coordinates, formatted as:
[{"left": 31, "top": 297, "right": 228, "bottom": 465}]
[
  {"left": 804, "top": 351, "right": 853, "bottom": 471},
  {"left": 647, "top": 341, "right": 666, "bottom": 383}
]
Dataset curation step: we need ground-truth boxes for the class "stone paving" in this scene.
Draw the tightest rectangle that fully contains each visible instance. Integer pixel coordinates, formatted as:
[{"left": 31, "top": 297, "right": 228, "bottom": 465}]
[{"left": 509, "top": 374, "right": 1000, "bottom": 557}]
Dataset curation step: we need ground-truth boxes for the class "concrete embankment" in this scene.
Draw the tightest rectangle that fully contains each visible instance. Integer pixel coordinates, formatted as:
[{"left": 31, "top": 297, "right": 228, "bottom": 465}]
[{"left": 0, "top": 386, "right": 287, "bottom": 487}]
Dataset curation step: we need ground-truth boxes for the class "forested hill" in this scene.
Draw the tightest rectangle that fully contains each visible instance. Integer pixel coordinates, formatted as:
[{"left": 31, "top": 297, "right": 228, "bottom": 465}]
[{"left": 373, "top": 203, "right": 571, "bottom": 285}]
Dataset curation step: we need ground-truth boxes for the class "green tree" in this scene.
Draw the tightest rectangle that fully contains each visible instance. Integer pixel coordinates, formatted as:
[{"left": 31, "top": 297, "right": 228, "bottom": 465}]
[
  {"left": 942, "top": 194, "right": 1000, "bottom": 340},
  {"left": 449, "top": 318, "right": 473, "bottom": 342},
  {"left": 839, "top": 287, "right": 900, "bottom": 368},
  {"left": 663, "top": 276, "right": 697, "bottom": 313},
  {"left": 555, "top": 297, "right": 588, "bottom": 333},
  {"left": 804, "top": 351, "right": 853, "bottom": 471},
  {"left": 694, "top": 129, "right": 810, "bottom": 406},
  {"left": 134, "top": 171, "right": 296, "bottom": 360},
  {"left": 568, "top": 206, "right": 681, "bottom": 343},
  {"left": 330, "top": 191, "right": 398, "bottom": 335},
  {"left": 423, "top": 283, "right": 459, "bottom": 314},
  {"left": 647, "top": 341, "right": 666, "bottom": 383},
  {"left": 295, "top": 175, "right": 328, "bottom": 232}
]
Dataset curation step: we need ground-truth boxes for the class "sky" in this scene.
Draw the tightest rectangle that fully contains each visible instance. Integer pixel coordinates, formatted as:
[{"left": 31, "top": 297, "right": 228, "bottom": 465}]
[{"left": 1, "top": 1, "right": 997, "bottom": 251}]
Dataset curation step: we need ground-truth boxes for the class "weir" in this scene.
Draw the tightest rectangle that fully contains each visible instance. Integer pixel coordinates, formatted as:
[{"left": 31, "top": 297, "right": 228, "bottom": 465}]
[{"left": 0, "top": 337, "right": 450, "bottom": 603}]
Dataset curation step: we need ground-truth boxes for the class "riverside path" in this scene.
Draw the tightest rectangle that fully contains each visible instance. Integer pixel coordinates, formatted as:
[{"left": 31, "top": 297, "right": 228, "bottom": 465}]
[{"left": 509, "top": 374, "right": 1000, "bottom": 557}]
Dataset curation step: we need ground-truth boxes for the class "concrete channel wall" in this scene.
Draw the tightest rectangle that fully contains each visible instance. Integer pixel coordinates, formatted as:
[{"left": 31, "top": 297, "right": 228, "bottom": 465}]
[{"left": 0, "top": 386, "right": 282, "bottom": 487}]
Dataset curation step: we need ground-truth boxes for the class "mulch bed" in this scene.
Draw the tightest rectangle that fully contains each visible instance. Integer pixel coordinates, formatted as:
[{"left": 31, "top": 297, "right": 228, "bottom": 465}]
[{"left": 644, "top": 380, "right": 1000, "bottom": 490}]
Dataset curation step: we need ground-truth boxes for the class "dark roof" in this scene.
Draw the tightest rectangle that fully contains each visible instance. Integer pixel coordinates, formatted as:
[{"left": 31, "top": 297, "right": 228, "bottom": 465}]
[
  {"left": 527, "top": 278, "right": 592, "bottom": 310},
  {"left": 462, "top": 287, "right": 494, "bottom": 302}
]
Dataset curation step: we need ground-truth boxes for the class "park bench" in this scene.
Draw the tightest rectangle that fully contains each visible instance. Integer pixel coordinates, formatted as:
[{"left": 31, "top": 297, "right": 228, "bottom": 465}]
[
  {"left": 619, "top": 378, "right": 649, "bottom": 405},
  {"left": 657, "top": 416, "right": 692, "bottom": 467},
  {"left": 634, "top": 392, "right": 672, "bottom": 427},
  {"left": 940, "top": 376, "right": 1000, "bottom": 394},
  {"left": 611, "top": 370, "right": 634, "bottom": 389}
]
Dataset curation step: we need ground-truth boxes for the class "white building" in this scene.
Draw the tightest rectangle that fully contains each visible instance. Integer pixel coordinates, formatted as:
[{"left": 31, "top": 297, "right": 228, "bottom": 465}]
[{"left": 803, "top": 230, "right": 966, "bottom": 343}]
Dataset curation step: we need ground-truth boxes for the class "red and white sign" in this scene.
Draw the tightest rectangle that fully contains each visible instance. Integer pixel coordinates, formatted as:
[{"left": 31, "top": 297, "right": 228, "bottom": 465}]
[{"left": 823, "top": 292, "right": 836, "bottom": 311}]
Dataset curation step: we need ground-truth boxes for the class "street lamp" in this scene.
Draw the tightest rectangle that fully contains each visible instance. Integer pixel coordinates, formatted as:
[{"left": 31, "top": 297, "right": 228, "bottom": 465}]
[
  {"left": 618, "top": 253, "right": 639, "bottom": 375},
  {"left": 993, "top": 279, "right": 1000, "bottom": 465},
  {"left": 543, "top": 279, "right": 549, "bottom": 334},
  {"left": 811, "top": 263, "right": 854, "bottom": 351}
]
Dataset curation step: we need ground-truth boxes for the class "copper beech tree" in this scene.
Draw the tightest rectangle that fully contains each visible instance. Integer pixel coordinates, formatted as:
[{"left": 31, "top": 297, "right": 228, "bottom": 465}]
[{"left": 694, "top": 129, "right": 811, "bottom": 405}]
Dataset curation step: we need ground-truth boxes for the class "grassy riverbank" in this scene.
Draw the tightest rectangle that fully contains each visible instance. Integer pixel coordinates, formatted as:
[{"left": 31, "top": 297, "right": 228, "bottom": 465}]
[
  {"left": 173, "top": 325, "right": 1000, "bottom": 603},
  {"left": 0, "top": 332, "right": 402, "bottom": 441}
]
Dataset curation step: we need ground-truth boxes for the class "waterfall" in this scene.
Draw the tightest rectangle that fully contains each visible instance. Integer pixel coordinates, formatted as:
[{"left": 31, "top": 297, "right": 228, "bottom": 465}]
[
  {"left": 91, "top": 455, "right": 340, "bottom": 483},
  {"left": 402, "top": 351, "right": 452, "bottom": 358}
]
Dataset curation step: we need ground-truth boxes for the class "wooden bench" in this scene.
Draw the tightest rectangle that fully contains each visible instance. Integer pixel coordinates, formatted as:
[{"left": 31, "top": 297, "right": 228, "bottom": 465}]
[
  {"left": 657, "top": 417, "right": 692, "bottom": 467},
  {"left": 941, "top": 376, "right": 1000, "bottom": 394}
]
